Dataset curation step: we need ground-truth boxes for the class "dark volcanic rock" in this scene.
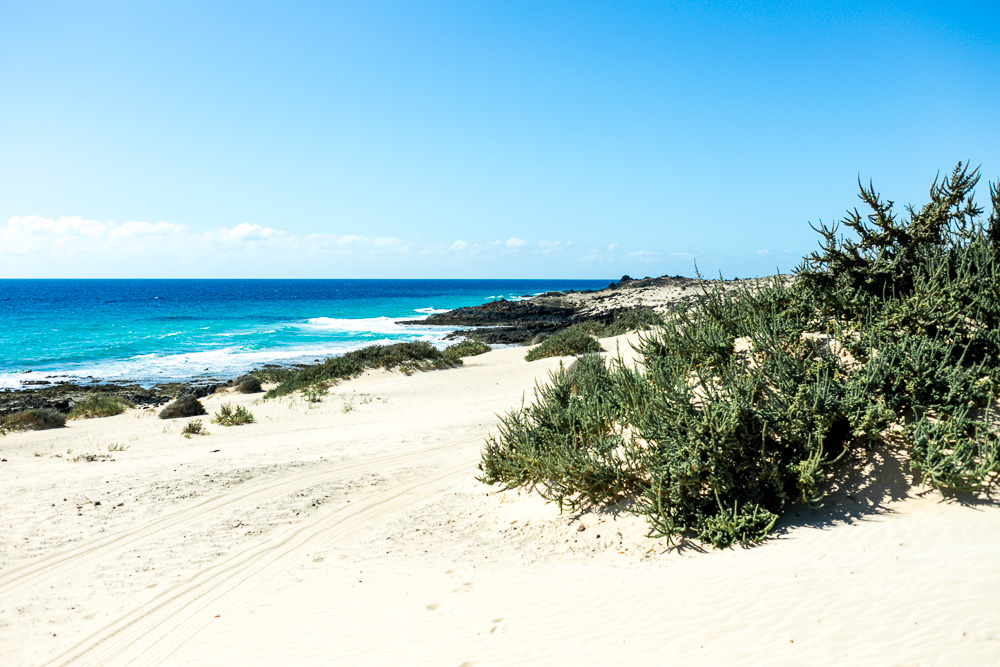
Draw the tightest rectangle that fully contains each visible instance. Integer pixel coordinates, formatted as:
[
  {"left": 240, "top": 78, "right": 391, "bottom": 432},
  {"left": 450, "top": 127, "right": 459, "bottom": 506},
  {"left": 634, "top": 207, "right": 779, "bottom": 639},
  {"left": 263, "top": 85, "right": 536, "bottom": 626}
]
[
  {"left": 0, "top": 381, "right": 225, "bottom": 417},
  {"left": 403, "top": 299, "right": 577, "bottom": 327},
  {"left": 232, "top": 375, "right": 263, "bottom": 394},
  {"left": 402, "top": 299, "right": 581, "bottom": 345},
  {"left": 443, "top": 323, "right": 568, "bottom": 345},
  {"left": 158, "top": 395, "right": 207, "bottom": 419}
]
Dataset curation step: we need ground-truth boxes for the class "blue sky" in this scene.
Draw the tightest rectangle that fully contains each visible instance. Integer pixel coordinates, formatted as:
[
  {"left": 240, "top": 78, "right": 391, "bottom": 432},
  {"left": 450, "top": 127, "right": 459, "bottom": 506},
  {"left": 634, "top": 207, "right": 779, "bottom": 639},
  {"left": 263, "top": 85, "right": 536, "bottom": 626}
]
[{"left": 1, "top": 1, "right": 997, "bottom": 279}]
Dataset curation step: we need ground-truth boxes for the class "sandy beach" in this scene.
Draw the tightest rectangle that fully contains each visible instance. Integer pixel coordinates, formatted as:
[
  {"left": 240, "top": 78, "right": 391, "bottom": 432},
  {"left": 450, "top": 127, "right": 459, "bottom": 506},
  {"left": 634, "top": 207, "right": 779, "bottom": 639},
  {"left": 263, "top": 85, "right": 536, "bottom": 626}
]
[{"left": 2, "top": 334, "right": 1000, "bottom": 666}]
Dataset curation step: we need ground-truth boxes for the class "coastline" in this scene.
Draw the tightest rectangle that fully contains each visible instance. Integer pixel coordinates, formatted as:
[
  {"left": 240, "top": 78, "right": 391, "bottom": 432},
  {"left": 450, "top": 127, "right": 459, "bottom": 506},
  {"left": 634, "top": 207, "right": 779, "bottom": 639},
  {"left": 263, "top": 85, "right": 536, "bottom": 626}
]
[
  {"left": 0, "top": 274, "right": 685, "bottom": 415},
  {"left": 0, "top": 274, "right": 739, "bottom": 415}
]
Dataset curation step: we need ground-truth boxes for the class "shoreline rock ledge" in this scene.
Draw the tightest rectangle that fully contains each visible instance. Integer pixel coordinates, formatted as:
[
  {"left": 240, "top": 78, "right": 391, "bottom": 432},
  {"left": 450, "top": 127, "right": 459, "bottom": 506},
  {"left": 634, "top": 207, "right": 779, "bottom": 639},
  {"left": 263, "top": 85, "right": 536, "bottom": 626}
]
[{"left": 405, "top": 274, "right": 767, "bottom": 345}]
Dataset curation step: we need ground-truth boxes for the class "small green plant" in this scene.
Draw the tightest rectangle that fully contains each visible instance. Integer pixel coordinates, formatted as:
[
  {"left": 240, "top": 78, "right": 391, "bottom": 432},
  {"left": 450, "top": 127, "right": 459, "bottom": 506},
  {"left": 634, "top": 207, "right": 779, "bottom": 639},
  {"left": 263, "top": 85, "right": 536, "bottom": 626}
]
[
  {"left": 342, "top": 396, "right": 355, "bottom": 413},
  {"left": 67, "top": 395, "right": 134, "bottom": 420},
  {"left": 303, "top": 384, "right": 327, "bottom": 403},
  {"left": 107, "top": 442, "right": 130, "bottom": 452},
  {"left": 181, "top": 420, "right": 207, "bottom": 438},
  {"left": 212, "top": 403, "right": 255, "bottom": 427},
  {"left": 2, "top": 408, "right": 66, "bottom": 433},
  {"left": 525, "top": 323, "right": 602, "bottom": 361}
]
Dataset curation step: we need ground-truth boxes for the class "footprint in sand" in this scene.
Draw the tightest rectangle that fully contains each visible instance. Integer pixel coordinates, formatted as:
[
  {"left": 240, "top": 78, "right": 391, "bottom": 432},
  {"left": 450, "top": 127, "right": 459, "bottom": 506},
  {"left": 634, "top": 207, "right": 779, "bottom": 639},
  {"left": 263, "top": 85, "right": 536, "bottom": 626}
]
[{"left": 489, "top": 618, "right": 509, "bottom": 635}]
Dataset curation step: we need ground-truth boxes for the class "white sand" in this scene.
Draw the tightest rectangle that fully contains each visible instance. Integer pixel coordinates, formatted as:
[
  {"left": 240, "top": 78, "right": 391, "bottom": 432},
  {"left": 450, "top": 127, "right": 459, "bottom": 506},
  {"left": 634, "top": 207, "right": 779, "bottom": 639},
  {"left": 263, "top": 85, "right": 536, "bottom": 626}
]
[{"left": 2, "top": 336, "right": 999, "bottom": 666}]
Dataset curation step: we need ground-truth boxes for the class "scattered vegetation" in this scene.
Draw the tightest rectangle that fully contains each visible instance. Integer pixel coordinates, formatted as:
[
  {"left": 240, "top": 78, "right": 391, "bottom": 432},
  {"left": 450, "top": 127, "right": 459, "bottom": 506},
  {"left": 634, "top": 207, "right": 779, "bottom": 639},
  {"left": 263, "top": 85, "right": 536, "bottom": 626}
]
[
  {"left": 482, "top": 162, "right": 1000, "bottom": 548},
  {"left": 158, "top": 395, "right": 207, "bottom": 419},
  {"left": 1, "top": 408, "right": 66, "bottom": 433},
  {"left": 212, "top": 403, "right": 256, "bottom": 426},
  {"left": 264, "top": 341, "right": 460, "bottom": 400},
  {"left": 73, "top": 453, "right": 112, "bottom": 463},
  {"left": 524, "top": 309, "right": 664, "bottom": 362},
  {"left": 250, "top": 366, "right": 297, "bottom": 385},
  {"left": 67, "top": 395, "right": 135, "bottom": 420},
  {"left": 525, "top": 324, "right": 603, "bottom": 361},
  {"left": 443, "top": 338, "right": 491, "bottom": 364},
  {"left": 579, "top": 307, "right": 665, "bottom": 338},
  {"left": 182, "top": 420, "right": 207, "bottom": 438}
]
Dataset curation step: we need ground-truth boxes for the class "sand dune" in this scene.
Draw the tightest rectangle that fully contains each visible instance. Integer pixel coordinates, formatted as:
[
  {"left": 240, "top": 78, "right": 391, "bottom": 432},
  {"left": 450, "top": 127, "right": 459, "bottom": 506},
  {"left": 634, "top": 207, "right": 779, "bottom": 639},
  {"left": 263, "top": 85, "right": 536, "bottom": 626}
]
[{"left": 2, "top": 337, "right": 999, "bottom": 665}]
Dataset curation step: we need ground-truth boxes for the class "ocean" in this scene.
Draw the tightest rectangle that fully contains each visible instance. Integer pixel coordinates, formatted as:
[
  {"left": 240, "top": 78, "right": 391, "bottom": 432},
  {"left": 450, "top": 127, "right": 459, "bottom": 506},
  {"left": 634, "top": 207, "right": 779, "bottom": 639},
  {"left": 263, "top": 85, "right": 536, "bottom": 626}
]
[{"left": 0, "top": 279, "right": 610, "bottom": 390}]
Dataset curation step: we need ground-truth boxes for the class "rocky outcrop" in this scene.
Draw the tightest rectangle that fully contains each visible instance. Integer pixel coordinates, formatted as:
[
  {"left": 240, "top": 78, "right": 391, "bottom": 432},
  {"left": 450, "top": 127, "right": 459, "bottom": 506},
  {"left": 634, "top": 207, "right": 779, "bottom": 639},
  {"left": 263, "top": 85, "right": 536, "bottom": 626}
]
[
  {"left": 401, "top": 274, "right": 782, "bottom": 345},
  {"left": 400, "top": 299, "right": 581, "bottom": 344},
  {"left": 0, "top": 381, "right": 225, "bottom": 417}
]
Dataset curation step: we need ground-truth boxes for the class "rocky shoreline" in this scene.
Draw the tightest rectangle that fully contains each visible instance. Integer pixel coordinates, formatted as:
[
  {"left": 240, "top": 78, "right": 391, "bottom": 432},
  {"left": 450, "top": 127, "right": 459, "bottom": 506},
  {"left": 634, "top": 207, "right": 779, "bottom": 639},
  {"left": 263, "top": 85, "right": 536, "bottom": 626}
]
[
  {"left": 0, "top": 379, "right": 230, "bottom": 417},
  {"left": 0, "top": 274, "right": 765, "bottom": 416},
  {"left": 404, "top": 273, "right": 758, "bottom": 344}
]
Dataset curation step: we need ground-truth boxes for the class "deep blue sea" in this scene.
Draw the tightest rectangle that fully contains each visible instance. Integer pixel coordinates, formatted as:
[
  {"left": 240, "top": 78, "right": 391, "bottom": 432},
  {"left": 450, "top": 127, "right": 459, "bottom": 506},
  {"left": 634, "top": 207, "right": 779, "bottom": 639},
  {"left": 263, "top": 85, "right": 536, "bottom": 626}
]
[{"left": 0, "top": 279, "right": 609, "bottom": 390}]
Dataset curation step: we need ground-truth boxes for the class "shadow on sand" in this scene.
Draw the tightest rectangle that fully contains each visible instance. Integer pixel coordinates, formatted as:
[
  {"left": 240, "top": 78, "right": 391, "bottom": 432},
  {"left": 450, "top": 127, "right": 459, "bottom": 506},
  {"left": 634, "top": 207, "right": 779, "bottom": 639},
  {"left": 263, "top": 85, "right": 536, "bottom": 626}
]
[{"left": 521, "top": 443, "right": 998, "bottom": 554}]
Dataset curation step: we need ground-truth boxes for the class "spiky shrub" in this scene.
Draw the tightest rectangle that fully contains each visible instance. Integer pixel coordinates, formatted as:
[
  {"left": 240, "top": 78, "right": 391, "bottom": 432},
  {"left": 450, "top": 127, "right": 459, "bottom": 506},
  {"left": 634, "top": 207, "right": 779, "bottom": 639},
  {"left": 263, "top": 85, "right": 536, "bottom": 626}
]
[
  {"left": 68, "top": 395, "right": 134, "bottom": 420},
  {"left": 525, "top": 323, "right": 603, "bottom": 361},
  {"left": 158, "top": 395, "right": 207, "bottom": 419},
  {"left": 1, "top": 408, "right": 66, "bottom": 433},
  {"left": 212, "top": 403, "right": 255, "bottom": 426},
  {"left": 482, "top": 163, "right": 1000, "bottom": 548}
]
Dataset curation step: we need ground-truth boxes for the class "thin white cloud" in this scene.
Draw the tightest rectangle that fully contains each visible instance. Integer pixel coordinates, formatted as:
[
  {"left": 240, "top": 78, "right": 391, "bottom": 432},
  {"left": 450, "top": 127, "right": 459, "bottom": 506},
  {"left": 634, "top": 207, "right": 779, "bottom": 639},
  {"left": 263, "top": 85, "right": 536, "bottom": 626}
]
[
  {"left": 0, "top": 215, "right": 183, "bottom": 255},
  {"left": 1, "top": 214, "right": 694, "bottom": 276},
  {"left": 538, "top": 240, "right": 572, "bottom": 254},
  {"left": 755, "top": 248, "right": 794, "bottom": 256},
  {"left": 217, "top": 222, "right": 283, "bottom": 243}
]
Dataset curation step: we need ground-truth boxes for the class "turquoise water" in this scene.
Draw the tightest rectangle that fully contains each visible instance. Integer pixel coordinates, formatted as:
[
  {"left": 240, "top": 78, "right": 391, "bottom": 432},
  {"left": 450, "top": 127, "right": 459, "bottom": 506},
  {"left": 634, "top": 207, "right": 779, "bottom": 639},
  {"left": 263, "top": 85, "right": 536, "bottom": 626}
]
[{"left": 0, "top": 279, "right": 609, "bottom": 389}]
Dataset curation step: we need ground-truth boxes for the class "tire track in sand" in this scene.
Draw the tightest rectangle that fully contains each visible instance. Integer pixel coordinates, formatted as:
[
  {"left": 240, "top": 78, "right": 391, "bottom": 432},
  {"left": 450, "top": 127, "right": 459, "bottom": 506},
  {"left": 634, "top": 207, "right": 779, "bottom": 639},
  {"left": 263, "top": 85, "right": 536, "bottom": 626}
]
[
  {"left": 47, "top": 460, "right": 471, "bottom": 667},
  {"left": 0, "top": 436, "right": 481, "bottom": 602}
]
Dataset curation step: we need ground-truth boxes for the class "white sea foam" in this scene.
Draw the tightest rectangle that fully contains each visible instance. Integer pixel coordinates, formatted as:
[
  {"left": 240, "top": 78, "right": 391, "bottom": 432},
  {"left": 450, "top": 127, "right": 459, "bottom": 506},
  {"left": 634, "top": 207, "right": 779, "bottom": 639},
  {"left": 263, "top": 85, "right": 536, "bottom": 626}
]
[
  {"left": 302, "top": 316, "right": 451, "bottom": 336},
  {"left": 1, "top": 316, "right": 459, "bottom": 389},
  {"left": 413, "top": 307, "right": 449, "bottom": 314},
  {"left": 484, "top": 294, "right": 534, "bottom": 302}
]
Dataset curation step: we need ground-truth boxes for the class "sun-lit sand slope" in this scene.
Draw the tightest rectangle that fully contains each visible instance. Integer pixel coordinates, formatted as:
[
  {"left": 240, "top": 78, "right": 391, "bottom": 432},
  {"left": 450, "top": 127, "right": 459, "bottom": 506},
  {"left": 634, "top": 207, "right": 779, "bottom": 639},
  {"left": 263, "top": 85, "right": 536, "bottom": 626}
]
[{"left": 2, "top": 336, "right": 999, "bottom": 666}]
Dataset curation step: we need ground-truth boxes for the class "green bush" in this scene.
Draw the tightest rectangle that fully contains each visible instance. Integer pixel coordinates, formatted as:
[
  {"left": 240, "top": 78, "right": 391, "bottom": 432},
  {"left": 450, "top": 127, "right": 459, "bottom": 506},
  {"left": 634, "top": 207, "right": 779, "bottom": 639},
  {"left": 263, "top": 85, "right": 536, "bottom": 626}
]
[
  {"left": 182, "top": 419, "right": 207, "bottom": 437},
  {"left": 443, "top": 338, "right": 490, "bottom": 364},
  {"left": 482, "top": 162, "right": 1000, "bottom": 548},
  {"left": 1, "top": 408, "right": 66, "bottom": 433},
  {"left": 212, "top": 403, "right": 255, "bottom": 426},
  {"left": 68, "top": 395, "right": 134, "bottom": 420},
  {"left": 250, "top": 366, "right": 297, "bottom": 385},
  {"left": 525, "top": 324, "right": 603, "bottom": 361},
  {"left": 265, "top": 341, "right": 458, "bottom": 399},
  {"left": 158, "top": 395, "right": 207, "bottom": 420},
  {"left": 605, "top": 306, "right": 664, "bottom": 334}
]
